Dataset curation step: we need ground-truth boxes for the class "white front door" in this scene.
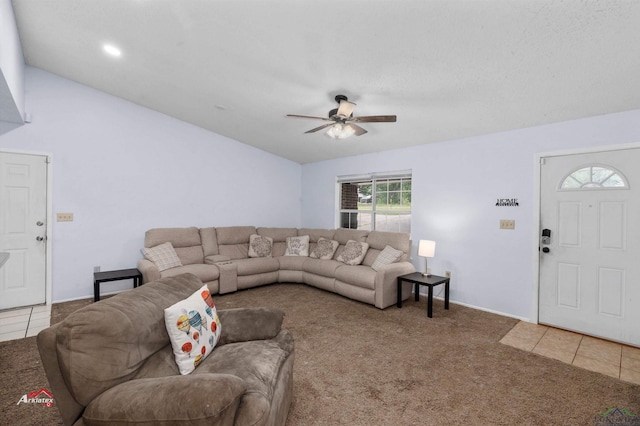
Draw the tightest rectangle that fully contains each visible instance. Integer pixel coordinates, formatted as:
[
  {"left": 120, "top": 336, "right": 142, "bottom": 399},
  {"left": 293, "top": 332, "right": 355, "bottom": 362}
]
[
  {"left": 539, "top": 148, "right": 640, "bottom": 346},
  {"left": 0, "top": 152, "right": 48, "bottom": 309}
]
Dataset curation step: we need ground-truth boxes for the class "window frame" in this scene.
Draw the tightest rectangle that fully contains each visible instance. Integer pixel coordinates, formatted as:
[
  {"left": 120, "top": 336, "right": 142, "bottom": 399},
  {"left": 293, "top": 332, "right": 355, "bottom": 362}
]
[
  {"left": 558, "top": 163, "right": 629, "bottom": 191},
  {"left": 337, "top": 170, "right": 412, "bottom": 232}
]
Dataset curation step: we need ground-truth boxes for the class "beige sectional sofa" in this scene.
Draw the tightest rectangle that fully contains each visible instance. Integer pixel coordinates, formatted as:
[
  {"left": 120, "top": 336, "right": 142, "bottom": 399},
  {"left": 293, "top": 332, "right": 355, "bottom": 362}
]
[{"left": 137, "top": 226, "right": 416, "bottom": 309}]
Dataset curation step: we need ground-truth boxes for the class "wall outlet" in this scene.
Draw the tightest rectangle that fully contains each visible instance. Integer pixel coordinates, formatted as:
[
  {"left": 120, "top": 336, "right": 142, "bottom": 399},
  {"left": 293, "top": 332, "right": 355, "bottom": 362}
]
[
  {"left": 499, "top": 219, "right": 515, "bottom": 230},
  {"left": 57, "top": 212, "right": 74, "bottom": 222},
  {"left": 445, "top": 271, "right": 451, "bottom": 278},
  {"left": 94, "top": 266, "right": 101, "bottom": 273}
]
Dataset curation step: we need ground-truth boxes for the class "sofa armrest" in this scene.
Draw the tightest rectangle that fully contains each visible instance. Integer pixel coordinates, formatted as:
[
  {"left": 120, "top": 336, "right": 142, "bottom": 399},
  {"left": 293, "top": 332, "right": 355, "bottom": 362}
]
[
  {"left": 205, "top": 254, "right": 232, "bottom": 264},
  {"left": 217, "top": 307, "right": 284, "bottom": 345},
  {"left": 137, "top": 258, "right": 160, "bottom": 283},
  {"left": 83, "top": 374, "right": 246, "bottom": 426},
  {"left": 374, "top": 261, "right": 416, "bottom": 309}
]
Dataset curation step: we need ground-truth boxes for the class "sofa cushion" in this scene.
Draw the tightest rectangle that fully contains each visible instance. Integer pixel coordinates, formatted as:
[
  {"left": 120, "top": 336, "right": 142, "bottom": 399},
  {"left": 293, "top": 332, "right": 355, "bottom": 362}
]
[
  {"left": 194, "top": 339, "right": 289, "bottom": 426},
  {"left": 249, "top": 234, "right": 273, "bottom": 258},
  {"left": 303, "top": 258, "right": 342, "bottom": 277},
  {"left": 366, "top": 230, "right": 411, "bottom": 260},
  {"left": 337, "top": 240, "right": 370, "bottom": 266},
  {"left": 335, "top": 265, "right": 377, "bottom": 290},
  {"left": 142, "top": 242, "right": 182, "bottom": 272},
  {"left": 333, "top": 228, "right": 369, "bottom": 244},
  {"left": 216, "top": 226, "right": 256, "bottom": 244},
  {"left": 200, "top": 227, "right": 219, "bottom": 257},
  {"left": 217, "top": 226, "right": 255, "bottom": 260},
  {"left": 145, "top": 227, "right": 204, "bottom": 265},
  {"left": 165, "top": 285, "right": 222, "bottom": 375},
  {"left": 298, "top": 228, "right": 336, "bottom": 242},
  {"left": 257, "top": 227, "right": 297, "bottom": 257},
  {"left": 161, "top": 264, "right": 220, "bottom": 283},
  {"left": 82, "top": 374, "right": 245, "bottom": 426},
  {"left": 371, "top": 245, "right": 404, "bottom": 271},
  {"left": 55, "top": 274, "right": 204, "bottom": 406},
  {"left": 284, "top": 235, "right": 309, "bottom": 256},
  {"left": 234, "top": 257, "right": 280, "bottom": 276},
  {"left": 309, "top": 238, "right": 339, "bottom": 260},
  {"left": 278, "top": 255, "right": 307, "bottom": 271},
  {"left": 145, "top": 227, "right": 202, "bottom": 248}
]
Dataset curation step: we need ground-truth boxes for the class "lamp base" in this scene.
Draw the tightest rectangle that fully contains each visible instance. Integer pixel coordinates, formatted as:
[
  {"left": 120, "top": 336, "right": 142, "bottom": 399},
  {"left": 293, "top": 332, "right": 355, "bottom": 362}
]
[{"left": 422, "top": 272, "right": 432, "bottom": 277}]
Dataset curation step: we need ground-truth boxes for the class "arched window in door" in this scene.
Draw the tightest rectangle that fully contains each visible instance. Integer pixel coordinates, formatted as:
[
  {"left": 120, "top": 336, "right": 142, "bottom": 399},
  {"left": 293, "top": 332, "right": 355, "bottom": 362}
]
[{"left": 559, "top": 164, "right": 628, "bottom": 190}]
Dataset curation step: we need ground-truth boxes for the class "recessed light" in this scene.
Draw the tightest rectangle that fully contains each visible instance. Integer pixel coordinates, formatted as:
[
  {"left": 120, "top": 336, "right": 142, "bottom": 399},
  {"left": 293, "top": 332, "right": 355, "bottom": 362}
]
[{"left": 103, "top": 44, "right": 122, "bottom": 57}]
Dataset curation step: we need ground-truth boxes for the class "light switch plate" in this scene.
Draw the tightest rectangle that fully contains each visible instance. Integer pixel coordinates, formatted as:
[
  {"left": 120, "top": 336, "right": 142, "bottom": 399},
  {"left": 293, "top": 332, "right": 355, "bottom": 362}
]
[
  {"left": 57, "top": 212, "right": 73, "bottom": 222},
  {"left": 500, "top": 219, "right": 515, "bottom": 230}
]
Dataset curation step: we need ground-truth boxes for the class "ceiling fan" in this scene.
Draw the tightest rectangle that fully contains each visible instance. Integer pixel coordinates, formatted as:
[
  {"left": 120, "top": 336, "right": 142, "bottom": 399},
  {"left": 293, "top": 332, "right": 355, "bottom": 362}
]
[{"left": 286, "top": 95, "right": 397, "bottom": 139}]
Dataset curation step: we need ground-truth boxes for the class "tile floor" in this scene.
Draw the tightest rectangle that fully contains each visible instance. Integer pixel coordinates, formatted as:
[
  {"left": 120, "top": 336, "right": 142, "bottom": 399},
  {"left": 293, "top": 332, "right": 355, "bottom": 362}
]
[
  {"left": 0, "top": 304, "right": 51, "bottom": 343},
  {"left": 501, "top": 321, "right": 640, "bottom": 385}
]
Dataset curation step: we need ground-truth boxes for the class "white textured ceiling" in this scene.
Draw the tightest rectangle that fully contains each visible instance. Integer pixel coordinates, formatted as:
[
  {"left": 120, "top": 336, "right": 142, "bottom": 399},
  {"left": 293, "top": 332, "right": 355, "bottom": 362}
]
[{"left": 11, "top": 0, "right": 640, "bottom": 164}]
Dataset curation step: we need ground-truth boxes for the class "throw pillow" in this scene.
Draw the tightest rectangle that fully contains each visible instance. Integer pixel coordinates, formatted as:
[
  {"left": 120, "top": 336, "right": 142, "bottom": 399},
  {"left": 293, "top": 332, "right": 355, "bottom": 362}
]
[
  {"left": 142, "top": 242, "right": 182, "bottom": 272},
  {"left": 284, "top": 235, "right": 310, "bottom": 256},
  {"left": 310, "top": 238, "right": 339, "bottom": 260},
  {"left": 164, "top": 285, "right": 222, "bottom": 375},
  {"left": 337, "top": 240, "right": 370, "bottom": 266},
  {"left": 371, "top": 245, "right": 404, "bottom": 271},
  {"left": 248, "top": 234, "right": 273, "bottom": 258}
]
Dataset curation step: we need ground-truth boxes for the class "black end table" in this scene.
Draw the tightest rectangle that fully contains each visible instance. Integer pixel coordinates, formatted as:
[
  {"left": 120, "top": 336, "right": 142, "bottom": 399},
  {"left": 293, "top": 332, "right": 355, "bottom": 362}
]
[
  {"left": 397, "top": 272, "right": 450, "bottom": 317},
  {"left": 94, "top": 268, "right": 143, "bottom": 302}
]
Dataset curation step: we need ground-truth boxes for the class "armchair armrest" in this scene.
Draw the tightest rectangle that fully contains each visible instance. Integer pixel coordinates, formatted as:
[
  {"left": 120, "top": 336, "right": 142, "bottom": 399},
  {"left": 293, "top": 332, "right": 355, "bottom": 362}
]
[
  {"left": 217, "top": 308, "right": 284, "bottom": 345},
  {"left": 83, "top": 374, "right": 246, "bottom": 426},
  {"left": 137, "top": 258, "right": 160, "bottom": 283}
]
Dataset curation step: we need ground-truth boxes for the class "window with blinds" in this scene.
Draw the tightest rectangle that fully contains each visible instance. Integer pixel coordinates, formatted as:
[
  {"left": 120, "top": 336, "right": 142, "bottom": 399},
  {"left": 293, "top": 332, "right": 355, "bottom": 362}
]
[{"left": 338, "top": 171, "right": 411, "bottom": 232}]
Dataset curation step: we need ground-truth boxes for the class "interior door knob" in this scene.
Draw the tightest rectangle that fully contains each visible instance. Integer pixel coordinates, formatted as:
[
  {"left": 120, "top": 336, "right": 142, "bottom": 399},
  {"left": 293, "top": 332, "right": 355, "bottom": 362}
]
[
  {"left": 36, "top": 221, "right": 44, "bottom": 226},
  {"left": 36, "top": 236, "right": 44, "bottom": 241},
  {"left": 542, "top": 247, "right": 550, "bottom": 253}
]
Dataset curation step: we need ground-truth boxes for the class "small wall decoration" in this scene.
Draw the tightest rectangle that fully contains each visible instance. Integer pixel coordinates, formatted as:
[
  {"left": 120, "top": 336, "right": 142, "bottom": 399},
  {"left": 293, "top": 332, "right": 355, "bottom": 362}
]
[{"left": 496, "top": 198, "right": 519, "bottom": 207}]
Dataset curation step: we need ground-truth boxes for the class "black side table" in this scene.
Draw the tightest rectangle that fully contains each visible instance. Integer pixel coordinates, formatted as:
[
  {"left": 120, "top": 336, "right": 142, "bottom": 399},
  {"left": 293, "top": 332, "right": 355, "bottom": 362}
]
[
  {"left": 94, "top": 268, "right": 143, "bottom": 302},
  {"left": 397, "top": 272, "right": 450, "bottom": 318}
]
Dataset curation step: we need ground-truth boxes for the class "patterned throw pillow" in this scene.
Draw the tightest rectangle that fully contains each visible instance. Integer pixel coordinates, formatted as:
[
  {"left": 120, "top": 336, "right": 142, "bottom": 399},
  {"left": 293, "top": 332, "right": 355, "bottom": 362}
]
[
  {"left": 337, "top": 240, "right": 370, "bottom": 266},
  {"left": 284, "top": 235, "right": 310, "bottom": 256},
  {"left": 164, "top": 285, "right": 222, "bottom": 375},
  {"left": 371, "top": 245, "right": 404, "bottom": 271},
  {"left": 248, "top": 234, "right": 273, "bottom": 258},
  {"left": 142, "top": 242, "right": 182, "bottom": 272},
  {"left": 310, "top": 238, "right": 339, "bottom": 260}
]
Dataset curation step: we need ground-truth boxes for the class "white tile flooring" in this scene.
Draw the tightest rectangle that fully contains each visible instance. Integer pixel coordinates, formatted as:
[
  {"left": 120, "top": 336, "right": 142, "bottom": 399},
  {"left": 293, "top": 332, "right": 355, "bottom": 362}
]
[{"left": 0, "top": 304, "right": 51, "bottom": 342}]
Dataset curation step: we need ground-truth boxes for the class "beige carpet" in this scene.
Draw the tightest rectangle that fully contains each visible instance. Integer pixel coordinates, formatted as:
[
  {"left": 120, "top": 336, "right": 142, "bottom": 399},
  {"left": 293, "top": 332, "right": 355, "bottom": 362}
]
[{"left": 1, "top": 283, "right": 639, "bottom": 425}]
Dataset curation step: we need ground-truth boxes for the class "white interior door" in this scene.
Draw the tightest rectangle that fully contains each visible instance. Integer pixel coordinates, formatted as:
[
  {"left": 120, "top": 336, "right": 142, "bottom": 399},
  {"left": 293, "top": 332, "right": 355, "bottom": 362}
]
[
  {"left": 0, "top": 152, "right": 48, "bottom": 309},
  {"left": 539, "top": 148, "right": 640, "bottom": 346}
]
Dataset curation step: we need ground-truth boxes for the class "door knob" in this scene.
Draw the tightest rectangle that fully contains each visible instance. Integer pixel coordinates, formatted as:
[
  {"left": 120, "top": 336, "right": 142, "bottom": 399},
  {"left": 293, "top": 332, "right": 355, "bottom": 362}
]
[
  {"left": 36, "top": 221, "right": 44, "bottom": 226},
  {"left": 542, "top": 247, "right": 550, "bottom": 253},
  {"left": 36, "top": 236, "right": 44, "bottom": 241}
]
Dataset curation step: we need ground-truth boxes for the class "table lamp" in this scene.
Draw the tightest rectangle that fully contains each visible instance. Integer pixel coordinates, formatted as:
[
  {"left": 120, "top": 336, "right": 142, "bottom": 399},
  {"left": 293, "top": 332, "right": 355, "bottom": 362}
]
[{"left": 418, "top": 240, "right": 436, "bottom": 276}]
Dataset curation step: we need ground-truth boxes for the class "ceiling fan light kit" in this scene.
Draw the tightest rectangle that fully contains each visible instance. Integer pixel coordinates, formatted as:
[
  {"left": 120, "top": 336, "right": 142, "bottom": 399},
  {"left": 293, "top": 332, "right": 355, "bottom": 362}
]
[
  {"left": 287, "top": 94, "right": 396, "bottom": 140},
  {"left": 326, "top": 123, "right": 356, "bottom": 139}
]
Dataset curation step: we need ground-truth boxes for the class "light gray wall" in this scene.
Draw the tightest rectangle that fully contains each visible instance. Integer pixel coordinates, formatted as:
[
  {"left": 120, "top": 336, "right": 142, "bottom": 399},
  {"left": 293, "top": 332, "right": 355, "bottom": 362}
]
[
  {"left": 0, "top": 67, "right": 302, "bottom": 302},
  {"left": 0, "top": 0, "right": 25, "bottom": 131},
  {"left": 301, "top": 109, "right": 640, "bottom": 320}
]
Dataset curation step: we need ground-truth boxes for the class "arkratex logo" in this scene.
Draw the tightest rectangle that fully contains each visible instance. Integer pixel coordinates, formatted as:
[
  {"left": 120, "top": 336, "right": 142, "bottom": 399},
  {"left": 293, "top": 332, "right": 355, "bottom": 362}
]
[
  {"left": 17, "top": 388, "right": 55, "bottom": 407},
  {"left": 594, "top": 408, "right": 640, "bottom": 426}
]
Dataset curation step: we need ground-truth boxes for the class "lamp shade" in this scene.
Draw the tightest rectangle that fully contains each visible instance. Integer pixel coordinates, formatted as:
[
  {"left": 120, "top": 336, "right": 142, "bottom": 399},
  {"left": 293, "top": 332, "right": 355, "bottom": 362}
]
[{"left": 418, "top": 240, "right": 436, "bottom": 258}]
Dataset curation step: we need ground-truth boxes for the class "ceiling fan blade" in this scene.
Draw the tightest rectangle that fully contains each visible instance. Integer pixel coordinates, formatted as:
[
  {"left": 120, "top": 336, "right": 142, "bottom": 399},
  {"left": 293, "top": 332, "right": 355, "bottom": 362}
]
[
  {"left": 305, "top": 123, "right": 335, "bottom": 133},
  {"left": 351, "top": 115, "right": 397, "bottom": 123},
  {"left": 286, "top": 114, "right": 332, "bottom": 121},
  {"left": 350, "top": 124, "right": 368, "bottom": 136},
  {"left": 336, "top": 100, "right": 356, "bottom": 118}
]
